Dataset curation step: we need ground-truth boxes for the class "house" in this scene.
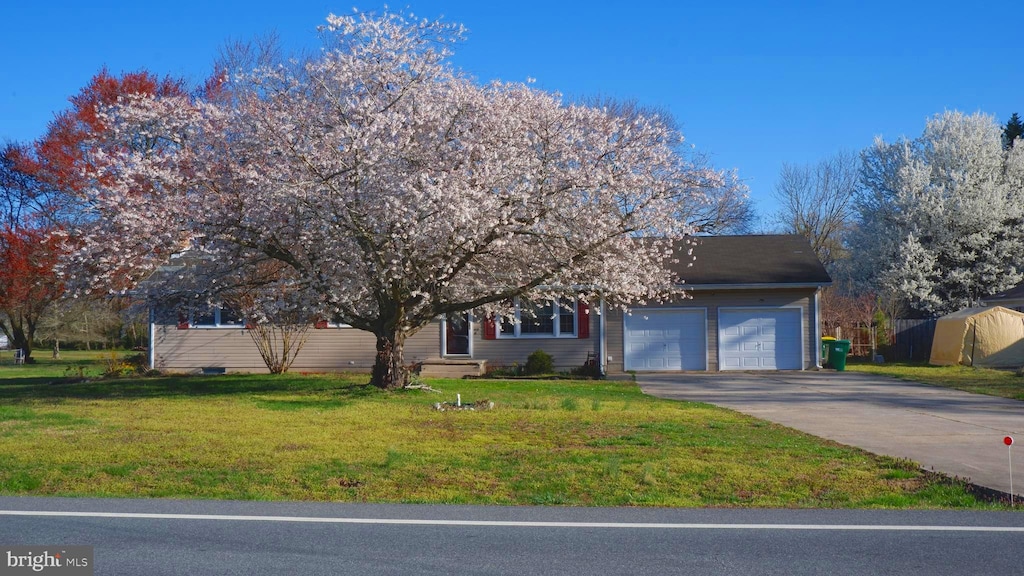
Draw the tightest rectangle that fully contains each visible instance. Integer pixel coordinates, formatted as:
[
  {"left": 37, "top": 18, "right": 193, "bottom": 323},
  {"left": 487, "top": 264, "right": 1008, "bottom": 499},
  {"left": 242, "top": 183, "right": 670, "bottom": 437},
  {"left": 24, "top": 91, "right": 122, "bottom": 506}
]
[
  {"left": 149, "top": 235, "right": 832, "bottom": 374},
  {"left": 984, "top": 282, "right": 1024, "bottom": 312}
]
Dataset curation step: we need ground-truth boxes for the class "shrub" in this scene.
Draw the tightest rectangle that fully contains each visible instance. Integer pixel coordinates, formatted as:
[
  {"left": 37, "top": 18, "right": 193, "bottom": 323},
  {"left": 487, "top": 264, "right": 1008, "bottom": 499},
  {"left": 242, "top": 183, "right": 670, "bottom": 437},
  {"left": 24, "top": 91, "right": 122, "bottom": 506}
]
[
  {"left": 572, "top": 358, "right": 603, "bottom": 379},
  {"left": 101, "top": 352, "right": 151, "bottom": 378},
  {"left": 485, "top": 363, "right": 524, "bottom": 377},
  {"left": 524, "top": 350, "right": 554, "bottom": 375},
  {"left": 98, "top": 352, "right": 127, "bottom": 378}
]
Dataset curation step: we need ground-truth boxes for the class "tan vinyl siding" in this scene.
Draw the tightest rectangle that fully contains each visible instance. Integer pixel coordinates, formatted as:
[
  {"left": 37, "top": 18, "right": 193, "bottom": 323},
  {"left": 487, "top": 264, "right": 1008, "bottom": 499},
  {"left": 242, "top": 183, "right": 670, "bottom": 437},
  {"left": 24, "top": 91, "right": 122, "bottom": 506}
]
[
  {"left": 156, "top": 310, "right": 599, "bottom": 373},
  {"left": 155, "top": 323, "right": 440, "bottom": 373},
  {"left": 473, "top": 308, "right": 599, "bottom": 370},
  {"left": 606, "top": 288, "right": 819, "bottom": 373}
]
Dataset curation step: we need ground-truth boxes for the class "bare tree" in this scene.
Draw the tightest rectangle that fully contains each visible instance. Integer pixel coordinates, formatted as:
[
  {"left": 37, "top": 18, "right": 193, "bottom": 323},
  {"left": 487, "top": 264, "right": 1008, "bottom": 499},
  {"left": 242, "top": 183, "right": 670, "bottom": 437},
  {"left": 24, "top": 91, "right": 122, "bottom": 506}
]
[
  {"left": 579, "top": 97, "right": 754, "bottom": 235},
  {"left": 819, "top": 283, "right": 877, "bottom": 338},
  {"left": 772, "top": 151, "right": 858, "bottom": 268},
  {"left": 684, "top": 166, "right": 755, "bottom": 234},
  {"left": 224, "top": 261, "right": 313, "bottom": 375}
]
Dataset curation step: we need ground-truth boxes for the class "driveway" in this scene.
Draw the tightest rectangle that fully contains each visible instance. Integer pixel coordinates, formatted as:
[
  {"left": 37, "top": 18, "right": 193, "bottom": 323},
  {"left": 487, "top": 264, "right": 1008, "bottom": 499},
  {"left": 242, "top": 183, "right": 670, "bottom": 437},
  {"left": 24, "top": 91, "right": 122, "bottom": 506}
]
[{"left": 638, "top": 371, "right": 1024, "bottom": 497}]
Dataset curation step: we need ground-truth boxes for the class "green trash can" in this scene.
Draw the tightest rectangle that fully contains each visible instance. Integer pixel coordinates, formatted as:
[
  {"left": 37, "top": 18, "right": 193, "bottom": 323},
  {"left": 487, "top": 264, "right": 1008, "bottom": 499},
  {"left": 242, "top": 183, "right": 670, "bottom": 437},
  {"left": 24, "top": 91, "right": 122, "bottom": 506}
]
[
  {"left": 821, "top": 337, "right": 836, "bottom": 368},
  {"left": 828, "top": 340, "right": 851, "bottom": 371}
]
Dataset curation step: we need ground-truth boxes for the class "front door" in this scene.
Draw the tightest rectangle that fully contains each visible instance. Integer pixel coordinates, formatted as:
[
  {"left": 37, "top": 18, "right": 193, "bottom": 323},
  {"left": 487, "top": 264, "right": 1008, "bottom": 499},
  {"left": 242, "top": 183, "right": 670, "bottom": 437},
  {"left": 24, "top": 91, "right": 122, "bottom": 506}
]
[{"left": 443, "top": 312, "right": 471, "bottom": 356}]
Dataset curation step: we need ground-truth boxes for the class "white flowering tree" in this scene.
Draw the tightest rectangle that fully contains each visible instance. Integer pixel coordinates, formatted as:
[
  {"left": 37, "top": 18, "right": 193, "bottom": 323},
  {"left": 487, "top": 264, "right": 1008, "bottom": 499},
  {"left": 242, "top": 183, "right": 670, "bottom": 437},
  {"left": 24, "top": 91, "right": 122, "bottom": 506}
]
[
  {"left": 70, "top": 11, "right": 733, "bottom": 388},
  {"left": 851, "top": 111, "right": 1024, "bottom": 316}
]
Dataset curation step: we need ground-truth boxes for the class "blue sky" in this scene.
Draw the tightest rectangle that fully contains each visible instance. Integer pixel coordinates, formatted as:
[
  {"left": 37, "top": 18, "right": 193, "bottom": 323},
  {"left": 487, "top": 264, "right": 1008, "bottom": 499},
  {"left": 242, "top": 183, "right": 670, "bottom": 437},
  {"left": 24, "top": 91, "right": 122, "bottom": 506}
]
[{"left": 2, "top": 1, "right": 1021, "bottom": 222}]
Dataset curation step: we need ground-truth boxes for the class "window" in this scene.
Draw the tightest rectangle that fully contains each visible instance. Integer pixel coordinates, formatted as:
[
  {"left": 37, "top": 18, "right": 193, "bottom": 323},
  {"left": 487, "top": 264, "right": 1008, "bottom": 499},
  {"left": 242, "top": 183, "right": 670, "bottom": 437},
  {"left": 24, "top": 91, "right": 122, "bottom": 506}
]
[
  {"left": 499, "top": 298, "right": 576, "bottom": 338},
  {"left": 188, "top": 305, "right": 245, "bottom": 328}
]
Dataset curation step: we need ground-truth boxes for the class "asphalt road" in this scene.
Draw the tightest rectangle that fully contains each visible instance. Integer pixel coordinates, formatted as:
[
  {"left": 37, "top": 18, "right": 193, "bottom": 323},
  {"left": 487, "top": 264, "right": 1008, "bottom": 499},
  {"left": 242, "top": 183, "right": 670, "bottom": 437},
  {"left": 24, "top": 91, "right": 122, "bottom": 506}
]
[{"left": 1, "top": 498, "right": 1022, "bottom": 575}]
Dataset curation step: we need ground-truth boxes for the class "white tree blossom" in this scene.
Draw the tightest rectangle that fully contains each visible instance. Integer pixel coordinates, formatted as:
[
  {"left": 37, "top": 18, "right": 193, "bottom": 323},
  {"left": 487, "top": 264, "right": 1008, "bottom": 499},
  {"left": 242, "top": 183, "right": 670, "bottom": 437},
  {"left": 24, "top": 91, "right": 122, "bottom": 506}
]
[
  {"left": 851, "top": 111, "right": 1024, "bottom": 316},
  {"left": 69, "top": 11, "right": 736, "bottom": 388}
]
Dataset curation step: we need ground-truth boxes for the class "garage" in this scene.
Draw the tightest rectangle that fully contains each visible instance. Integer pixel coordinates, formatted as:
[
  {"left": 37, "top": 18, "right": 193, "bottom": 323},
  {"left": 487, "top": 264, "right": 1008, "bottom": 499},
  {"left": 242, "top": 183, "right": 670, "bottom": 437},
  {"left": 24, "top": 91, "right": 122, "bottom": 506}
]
[
  {"left": 624, "top": 309, "right": 707, "bottom": 371},
  {"left": 718, "top": 308, "right": 802, "bottom": 370}
]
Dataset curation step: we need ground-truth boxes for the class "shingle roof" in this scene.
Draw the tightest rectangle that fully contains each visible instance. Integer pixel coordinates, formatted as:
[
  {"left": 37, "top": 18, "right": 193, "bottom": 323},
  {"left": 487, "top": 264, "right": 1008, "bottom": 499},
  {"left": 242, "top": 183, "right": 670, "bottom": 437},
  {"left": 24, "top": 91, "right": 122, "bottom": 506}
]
[
  {"left": 987, "top": 281, "right": 1024, "bottom": 302},
  {"left": 670, "top": 234, "right": 832, "bottom": 287}
]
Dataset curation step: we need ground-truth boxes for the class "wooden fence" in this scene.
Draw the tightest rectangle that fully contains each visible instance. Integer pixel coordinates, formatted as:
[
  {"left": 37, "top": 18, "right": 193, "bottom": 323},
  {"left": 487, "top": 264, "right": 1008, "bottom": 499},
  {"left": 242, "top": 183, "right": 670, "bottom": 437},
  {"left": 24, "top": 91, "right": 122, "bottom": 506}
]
[{"left": 893, "top": 318, "right": 937, "bottom": 362}]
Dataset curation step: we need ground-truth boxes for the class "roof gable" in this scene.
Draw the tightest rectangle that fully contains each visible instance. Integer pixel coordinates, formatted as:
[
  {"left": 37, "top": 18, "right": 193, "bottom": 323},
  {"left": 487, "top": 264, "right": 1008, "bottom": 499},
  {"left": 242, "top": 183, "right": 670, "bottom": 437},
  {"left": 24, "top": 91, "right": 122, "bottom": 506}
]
[{"left": 672, "top": 235, "right": 831, "bottom": 287}]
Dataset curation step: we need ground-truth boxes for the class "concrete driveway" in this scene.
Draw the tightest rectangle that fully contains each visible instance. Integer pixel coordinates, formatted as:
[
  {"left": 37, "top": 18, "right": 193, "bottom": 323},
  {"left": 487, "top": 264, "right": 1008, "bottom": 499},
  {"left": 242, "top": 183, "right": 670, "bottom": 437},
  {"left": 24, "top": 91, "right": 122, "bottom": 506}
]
[{"left": 638, "top": 371, "right": 1024, "bottom": 497}]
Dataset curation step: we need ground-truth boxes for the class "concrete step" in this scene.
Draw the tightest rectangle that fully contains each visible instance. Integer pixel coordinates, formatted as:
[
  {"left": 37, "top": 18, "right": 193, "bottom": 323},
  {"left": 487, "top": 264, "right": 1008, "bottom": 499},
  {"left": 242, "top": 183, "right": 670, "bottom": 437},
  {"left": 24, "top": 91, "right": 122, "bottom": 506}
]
[{"left": 419, "top": 358, "right": 486, "bottom": 378}]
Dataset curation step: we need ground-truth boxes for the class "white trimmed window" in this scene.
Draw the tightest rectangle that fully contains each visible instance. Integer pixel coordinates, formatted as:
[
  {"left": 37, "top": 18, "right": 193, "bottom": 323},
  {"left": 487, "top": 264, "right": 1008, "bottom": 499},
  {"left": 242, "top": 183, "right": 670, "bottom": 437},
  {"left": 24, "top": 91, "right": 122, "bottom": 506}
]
[
  {"left": 189, "top": 305, "right": 244, "bottom": 328},
  {"left": 499, "top": 297, "right": 577, "bottom": 338}
]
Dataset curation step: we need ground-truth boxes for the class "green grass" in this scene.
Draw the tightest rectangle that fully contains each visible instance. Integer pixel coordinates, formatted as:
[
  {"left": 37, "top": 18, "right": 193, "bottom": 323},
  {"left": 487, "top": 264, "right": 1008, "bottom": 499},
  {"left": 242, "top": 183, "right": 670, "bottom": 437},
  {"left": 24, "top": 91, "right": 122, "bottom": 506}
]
[
  {"left": 848, "top": 362, "right": 1024, "bottom": 400},
  {"left": 0, "top": 360, "right": 1007, "bottom": 508},
  {"left": 0, "top": 349, "right": 116, "bottom": 382}
]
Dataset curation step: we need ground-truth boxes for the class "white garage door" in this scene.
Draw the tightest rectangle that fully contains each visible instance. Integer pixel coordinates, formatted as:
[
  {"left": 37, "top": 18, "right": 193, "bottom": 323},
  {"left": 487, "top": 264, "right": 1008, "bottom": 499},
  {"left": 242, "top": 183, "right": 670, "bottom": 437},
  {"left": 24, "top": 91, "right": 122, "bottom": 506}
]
[
  {"left": 719, "top": 308, "right": 802, "bottom": 370},
  {"left": 624, "top": 309, "right": 706, "bottom": 371}
]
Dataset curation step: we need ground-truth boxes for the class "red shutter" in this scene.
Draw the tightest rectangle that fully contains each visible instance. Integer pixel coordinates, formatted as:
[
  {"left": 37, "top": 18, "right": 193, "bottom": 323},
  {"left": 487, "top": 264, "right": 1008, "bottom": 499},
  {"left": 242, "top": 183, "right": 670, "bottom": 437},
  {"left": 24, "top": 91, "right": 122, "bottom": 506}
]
[
  {"left": 314, "top": 318, "right": 329, "bottom": 329},
  {"left": 483, "top": 316, "right": 497, "bottom": 340},
  {"left": 577, "top": 301, "right": 590, "bottom": 339},
  {"left": 177, "top": 313, "right": 189, "bottom": 330}
]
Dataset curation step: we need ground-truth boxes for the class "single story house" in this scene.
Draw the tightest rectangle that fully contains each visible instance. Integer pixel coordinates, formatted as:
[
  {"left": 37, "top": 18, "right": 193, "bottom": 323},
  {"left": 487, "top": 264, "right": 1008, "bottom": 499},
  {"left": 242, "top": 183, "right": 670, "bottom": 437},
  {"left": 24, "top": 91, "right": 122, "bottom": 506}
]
[
  {"left": 149, "top": 234, "right": 832, "bottom": 375},
  {"left": 984, "top": 282, "right": 1024, "bottom": 312}
]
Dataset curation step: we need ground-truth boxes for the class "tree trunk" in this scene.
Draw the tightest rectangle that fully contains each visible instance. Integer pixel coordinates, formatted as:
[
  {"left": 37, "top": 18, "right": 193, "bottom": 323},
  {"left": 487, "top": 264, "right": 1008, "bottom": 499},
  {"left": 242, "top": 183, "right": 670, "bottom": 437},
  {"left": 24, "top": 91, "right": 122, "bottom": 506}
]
[
  {"left": 370, "top": 331, "right": 410, "bottom": 390},
  {"left": 11, "top": 326, "right": 31, "bottom": 364}
]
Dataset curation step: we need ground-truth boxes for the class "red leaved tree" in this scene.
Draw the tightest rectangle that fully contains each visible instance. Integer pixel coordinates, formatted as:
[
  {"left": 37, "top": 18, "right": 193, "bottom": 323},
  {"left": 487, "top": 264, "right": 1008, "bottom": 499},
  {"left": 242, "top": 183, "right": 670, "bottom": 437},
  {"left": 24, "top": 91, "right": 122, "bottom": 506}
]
[
  {"left": 0, "top": 226, "right": 63, "bottom": 361},
  {"left": 8, "top": 68, "right": 188, "bottom": 199},
  {"left": 0, "top": 70, "right": 193, "bottom": 359},
  {"left": 0, "top": 149, "right": 64, "bottom": 361}
]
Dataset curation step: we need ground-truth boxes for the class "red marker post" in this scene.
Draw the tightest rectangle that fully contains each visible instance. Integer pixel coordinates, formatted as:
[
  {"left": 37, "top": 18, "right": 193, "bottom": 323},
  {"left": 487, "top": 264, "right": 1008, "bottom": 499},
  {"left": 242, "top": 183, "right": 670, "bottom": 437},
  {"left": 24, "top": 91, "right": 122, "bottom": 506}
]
[{"left": 1006, "top": 436, "right": 1015, "bottom": 506}]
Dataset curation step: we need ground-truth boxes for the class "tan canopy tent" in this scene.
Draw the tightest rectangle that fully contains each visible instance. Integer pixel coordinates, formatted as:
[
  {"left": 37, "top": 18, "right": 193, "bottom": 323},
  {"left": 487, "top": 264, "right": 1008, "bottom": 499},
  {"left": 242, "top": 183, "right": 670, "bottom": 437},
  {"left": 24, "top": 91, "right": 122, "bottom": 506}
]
[{"left": 929, "top": 306, "right": 1024, "bottom": 368}]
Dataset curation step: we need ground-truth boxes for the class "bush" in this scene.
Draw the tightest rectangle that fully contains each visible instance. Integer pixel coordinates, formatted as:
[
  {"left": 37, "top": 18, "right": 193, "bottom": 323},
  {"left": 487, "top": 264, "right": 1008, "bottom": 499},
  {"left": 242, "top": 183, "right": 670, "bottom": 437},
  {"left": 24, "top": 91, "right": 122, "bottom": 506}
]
[
  {"left": 524, "top": 350, "right": 554, "bottom": 375},
  {"left": 100, "top": 351, "right": 151, "bottom": 378},
  {"left": 485, "top": 364, "right": 524, "bottom": 377},
  {"left": 572, "top": 357, "right": 603, "bottom": 379}
]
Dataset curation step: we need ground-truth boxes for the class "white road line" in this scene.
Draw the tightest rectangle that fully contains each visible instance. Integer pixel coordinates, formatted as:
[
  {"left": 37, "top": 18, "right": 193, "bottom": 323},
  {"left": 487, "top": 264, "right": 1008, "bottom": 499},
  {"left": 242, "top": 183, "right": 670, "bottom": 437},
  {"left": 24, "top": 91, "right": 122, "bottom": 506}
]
[{"left": 1, "top": 510, "right": 1023, "bottom": 532}]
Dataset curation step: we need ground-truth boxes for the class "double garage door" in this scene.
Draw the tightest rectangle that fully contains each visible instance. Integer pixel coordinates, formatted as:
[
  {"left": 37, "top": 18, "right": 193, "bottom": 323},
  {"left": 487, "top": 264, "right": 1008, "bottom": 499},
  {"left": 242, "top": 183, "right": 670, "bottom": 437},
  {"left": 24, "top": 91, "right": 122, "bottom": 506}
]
[{"left": 624, "top": 308, "right": 802, "bottom": 371}]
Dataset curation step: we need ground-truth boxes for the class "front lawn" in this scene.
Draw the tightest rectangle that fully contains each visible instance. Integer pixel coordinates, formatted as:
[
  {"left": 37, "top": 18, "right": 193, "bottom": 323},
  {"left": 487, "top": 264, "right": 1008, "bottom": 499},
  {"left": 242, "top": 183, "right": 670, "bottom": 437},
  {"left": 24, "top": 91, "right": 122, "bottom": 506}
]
[
  {"left": 847, "top": 362, "right": 1024, "bottom": 401},
  {"left": 0, "top": 349, "right": 114, "bottom": 382},
  {"left": 0, "top": 363, "right": 1003, "bottom": 508}
]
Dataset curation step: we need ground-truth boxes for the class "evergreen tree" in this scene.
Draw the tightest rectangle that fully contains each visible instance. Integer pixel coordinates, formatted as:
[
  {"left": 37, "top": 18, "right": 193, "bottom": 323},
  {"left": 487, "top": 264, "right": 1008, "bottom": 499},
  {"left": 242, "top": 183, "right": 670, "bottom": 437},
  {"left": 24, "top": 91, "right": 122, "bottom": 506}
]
[{"left": 1003, "top": 112, "right": 1024, "bottom": 148}]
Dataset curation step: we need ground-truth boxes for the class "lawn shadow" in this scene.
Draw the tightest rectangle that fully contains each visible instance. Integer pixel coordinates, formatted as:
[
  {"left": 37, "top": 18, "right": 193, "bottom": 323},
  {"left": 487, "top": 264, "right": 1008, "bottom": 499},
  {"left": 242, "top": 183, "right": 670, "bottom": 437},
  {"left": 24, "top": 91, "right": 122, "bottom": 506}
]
[{"left": 0, "top": 373, "right": 379, "bottom": 401}]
